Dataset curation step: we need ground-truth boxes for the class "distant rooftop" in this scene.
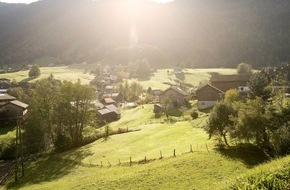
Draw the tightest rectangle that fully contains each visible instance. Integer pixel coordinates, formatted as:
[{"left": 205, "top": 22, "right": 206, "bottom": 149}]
[{"left": 0, "top": 94, "right": 16, "bottom": 101}]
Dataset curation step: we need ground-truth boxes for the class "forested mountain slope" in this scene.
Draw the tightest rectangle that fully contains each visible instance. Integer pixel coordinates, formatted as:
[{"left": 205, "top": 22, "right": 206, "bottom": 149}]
[{"left": 0, "top": 0, "right": 289, "bottom": 68}]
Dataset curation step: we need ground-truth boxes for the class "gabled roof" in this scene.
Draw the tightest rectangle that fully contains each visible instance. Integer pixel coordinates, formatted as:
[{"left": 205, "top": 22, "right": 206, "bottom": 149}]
[
  {"left": 210, "top": 74, "right": 251, "bottom": 82},
  {"left": 106, "top": 104, "right": 120, "bottom": 115},
  {"left": 0, "top": 94, "right": 16, "bottom": 101},
  {"left": 103, "top": 93, "right": 120, "bottom": 98},
  {"left": 9, "top": 100, "right": 29, "bottom": 109},
  {"left": 161, "top": 86, "right": 189, "bottom": 96},
  {"left": 97, "top": 104, "right": 120, "bottom": 115},
  {"left": 196, "top": 84, "right": 224, "bottom": 93}
]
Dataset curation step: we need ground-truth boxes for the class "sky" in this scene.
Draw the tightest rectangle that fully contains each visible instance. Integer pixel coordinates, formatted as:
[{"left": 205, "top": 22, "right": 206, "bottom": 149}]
[{"left": 0, "top": 0, "right": 174, "bottom": 4}]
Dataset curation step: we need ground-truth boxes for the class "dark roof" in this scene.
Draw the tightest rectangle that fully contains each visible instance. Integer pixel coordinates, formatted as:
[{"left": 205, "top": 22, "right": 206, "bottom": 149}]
[
  {"left": 0, "top": 94, "right": 16, "bottom": 101},
  {"left": 98, "top": 108, "right": 112, "bottom": 115},
  {"left": 106, "top": 104, "right": 120, "bottom": 115},
  {"left": 196, "top": 84, "right": 224, "bottom": 93},
  {"left": 9, "top": 100, "right": 29, "bottom": 109},
  {"left": 210, "top": 74, "right": 251, "bottom": 82},
  {"left": 161, "top": 86, "right": 189, "bottom": 96}
]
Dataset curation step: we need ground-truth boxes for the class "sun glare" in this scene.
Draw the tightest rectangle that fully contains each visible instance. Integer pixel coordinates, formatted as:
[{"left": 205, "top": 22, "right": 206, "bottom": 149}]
[{"left": 150, "top": 0, "right": 174, "bottom": 3}]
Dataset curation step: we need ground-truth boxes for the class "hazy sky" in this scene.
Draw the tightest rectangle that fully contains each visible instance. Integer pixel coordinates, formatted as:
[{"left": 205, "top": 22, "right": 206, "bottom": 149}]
[{"left": 0, "top": 0, "right": 174, "bottom": 4}]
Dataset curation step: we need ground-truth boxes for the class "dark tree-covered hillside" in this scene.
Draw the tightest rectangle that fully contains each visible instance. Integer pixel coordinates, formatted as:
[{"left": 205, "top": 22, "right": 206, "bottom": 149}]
[{"left": 0, "top": 0, "right": 289, "bottom": 68}]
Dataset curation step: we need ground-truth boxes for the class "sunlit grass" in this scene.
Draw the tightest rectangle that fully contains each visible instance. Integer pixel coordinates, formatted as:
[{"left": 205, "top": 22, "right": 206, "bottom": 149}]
[
  {"left": 0, "top": 66, "right": 94, "bottom": 84},
  {"left": 127, "top": 68, "right": 237, "bottom": 90}
]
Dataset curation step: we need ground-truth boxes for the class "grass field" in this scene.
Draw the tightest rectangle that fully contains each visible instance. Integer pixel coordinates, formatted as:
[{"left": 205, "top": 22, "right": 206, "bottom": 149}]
[
  {"left": 5, "top": 104, "right": 270, "bottom": 190},
  {"left": 0, "top": 66, "right": 95, "bottom": 84},
  {"left": 128, "top": 68, "right": 237, "bottom": 90}
]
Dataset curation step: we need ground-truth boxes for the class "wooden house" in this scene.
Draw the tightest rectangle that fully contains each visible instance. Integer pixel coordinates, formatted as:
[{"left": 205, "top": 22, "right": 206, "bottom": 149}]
[
  {"left": 196, "top": 74, "right": 251, "bottom": 109},
  {"left": 97, "top": 104, "right": 120, "bottom": 123},
  {"left": 0, "top": 100, "right": 28, "bottom": 123},
  {"left": 196, "top": 84, "right": 224, "bottom": 109},
  {"left": 159, "top": 86, "right": 190, "bottom": 106},
  {"left": 209, "top": 74, "right": 250, "bottom": 92}
]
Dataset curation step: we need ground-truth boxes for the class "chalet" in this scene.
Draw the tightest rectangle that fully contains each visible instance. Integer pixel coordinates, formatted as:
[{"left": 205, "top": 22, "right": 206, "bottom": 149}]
[
  {"left": 97, "top": 104, "right": 120, "bottom": 122},
  {"left": 196, "top": 74, "right": 251, "bottom": 109},
  {"left": 196, "top": 84, "right": 224, "bottom": 109},
  {"left": 0, "top": 100, "right": 28, "bottom": 123},
  {"left": 209, "top": 74, "right": 250, "bottom": 92},
  {"left": 159, "top": 86, "right": 190, "bottom": 106}
]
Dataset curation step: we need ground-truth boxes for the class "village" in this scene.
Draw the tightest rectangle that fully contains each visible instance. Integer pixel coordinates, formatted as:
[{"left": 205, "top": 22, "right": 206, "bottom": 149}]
[{"left": 1, "top": 63, "right": 288, "bottom": 125}]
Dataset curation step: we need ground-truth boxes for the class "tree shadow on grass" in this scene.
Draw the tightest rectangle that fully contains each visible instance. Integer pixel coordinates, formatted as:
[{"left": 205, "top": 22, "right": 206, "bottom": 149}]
[
  {"left": 0, "top": 125, "right": 15, "bottom": 135},
  {"left": 20, "top": 78, "right": 33, "bottom": 83},
  {"left": 215, "top": 144, "right": 270, "bottom": 168},
  {"left": 7, "top": 148, "right": 94, "bottom": 188}
]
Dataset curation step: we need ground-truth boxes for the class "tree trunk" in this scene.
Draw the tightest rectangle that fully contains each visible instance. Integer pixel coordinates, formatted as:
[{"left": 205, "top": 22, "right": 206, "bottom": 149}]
[{"left": 223, "top": 134, "right": 229, "bottom": 146}]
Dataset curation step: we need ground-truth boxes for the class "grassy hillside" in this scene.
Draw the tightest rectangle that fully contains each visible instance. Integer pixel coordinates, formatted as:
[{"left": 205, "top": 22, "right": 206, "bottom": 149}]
[
  {"left": 4, "top": 104, "right": 270, "bottom": 190},
  {"left": 0, "top": 66, "right": 94, "bottom": 84}
]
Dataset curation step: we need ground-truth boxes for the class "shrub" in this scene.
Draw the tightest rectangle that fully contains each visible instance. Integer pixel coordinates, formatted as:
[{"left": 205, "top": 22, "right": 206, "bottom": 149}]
[{"left": 190, "top": 110, "right": 199, "bottom": 119}]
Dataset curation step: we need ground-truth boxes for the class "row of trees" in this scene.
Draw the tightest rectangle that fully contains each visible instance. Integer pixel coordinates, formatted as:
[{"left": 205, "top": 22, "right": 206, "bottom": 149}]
[
  {"left": 206, "top": 71, "right": 290, "bottom": 155},
  {"left": 22, "top": 75, "right": 96, "bottom": 153}
]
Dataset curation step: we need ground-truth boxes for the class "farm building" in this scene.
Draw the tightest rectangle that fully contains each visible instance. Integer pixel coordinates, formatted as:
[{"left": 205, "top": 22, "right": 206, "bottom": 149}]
[
  {"left": 159, "top": 86, "right": 190, "bottom": 106},
  {"left": 97, "top": 104, "right": 120, "bottom": 122},
  {"left": 210, "top": 74, "right": 250, "bottom": 92},
  {"left": 195, "top": 84, "right": 224, "bottom": 110},
  {"left": 196, "top": 74, "right": 251, "bottom": 109},
  {"left": 0, "top": 99, "right": 29, "bottom": 123}
]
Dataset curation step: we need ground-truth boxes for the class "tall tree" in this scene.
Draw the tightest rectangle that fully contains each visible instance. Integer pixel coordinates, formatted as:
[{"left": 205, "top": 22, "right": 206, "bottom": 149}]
[
  {"left": 248, "top": 72, "right": 272, "bottom": 101},
  {"left": 205, "top": 101, "right": 234, "bottom": 146}
]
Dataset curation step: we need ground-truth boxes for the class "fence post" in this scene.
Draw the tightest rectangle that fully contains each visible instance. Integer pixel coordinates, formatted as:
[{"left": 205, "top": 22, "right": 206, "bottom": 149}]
[
  {"left": 206, "top": 144, "right": 209, "bottom": 153},
  {"left": 144, "top": 156, "right": 147, "bottom": 163},
  {"left": 160, "top": 151, "right": 163, "bottom": 159},
  {"left": 119, "top": 159, "right": 121, "bottom": 165},
  {"left": 173, "top": 149, "right": 176, "bottom": 157},
  {"left": 100, "top": 161, "right": 103, "bottom": 167},
  {"left": 130, "top": 157, "right": 132, "bottom": 167},
  {"left": 190, "top": 144, "right": 193, "bottom": 153}
]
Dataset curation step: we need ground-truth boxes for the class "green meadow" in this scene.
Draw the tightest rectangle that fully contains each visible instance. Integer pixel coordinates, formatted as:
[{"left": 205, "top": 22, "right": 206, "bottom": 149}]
[
  {"left": 128, "top": 68, "right": 237, "bottom": 90},
  {"left": 0, "top": 66, "right": 94, "bottom": 84}
]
